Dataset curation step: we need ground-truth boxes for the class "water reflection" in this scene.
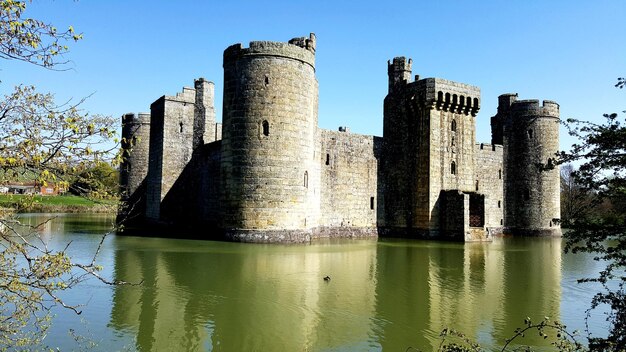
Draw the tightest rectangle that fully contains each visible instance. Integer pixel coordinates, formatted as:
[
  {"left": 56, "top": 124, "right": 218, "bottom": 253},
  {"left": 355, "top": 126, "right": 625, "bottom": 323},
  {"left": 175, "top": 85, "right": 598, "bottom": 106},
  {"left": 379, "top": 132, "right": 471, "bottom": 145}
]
[
  {"left": 109, "top": 236, "right": 563, "bottom": 351},
  {"left": 373, "top": 238, "right": 561, "bottom": 351},
  {"left": 110, "top": 238, "right": 378, "bottom": 351}
]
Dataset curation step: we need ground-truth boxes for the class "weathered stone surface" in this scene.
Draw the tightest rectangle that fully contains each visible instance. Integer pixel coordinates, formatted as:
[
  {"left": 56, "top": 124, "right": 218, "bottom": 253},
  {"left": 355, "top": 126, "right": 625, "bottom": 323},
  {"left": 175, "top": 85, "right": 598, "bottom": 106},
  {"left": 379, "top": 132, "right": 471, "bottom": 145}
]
[
  {"left": 119, "top": 36, "right": 561, "bottom": 243},
  {"left": 501, "top": 97, "right": 561, "bottom": 236},
  {"left": 319, "top": 129, "right": 380, "bottom": 231}
]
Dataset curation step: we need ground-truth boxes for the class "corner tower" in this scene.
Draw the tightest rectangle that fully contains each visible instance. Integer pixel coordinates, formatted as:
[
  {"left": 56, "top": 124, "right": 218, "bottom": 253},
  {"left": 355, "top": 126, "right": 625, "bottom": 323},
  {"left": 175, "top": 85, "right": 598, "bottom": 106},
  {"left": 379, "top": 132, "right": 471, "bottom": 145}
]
[
  {"left": 120, "top": 112, "right": 151, "bottom": 198},
  {"left": 119, "top": 112, "right": 151, "bottom": 224},
  {"left": 220, "top": 33, "right": 320, "bottom": 243},
  {"left": 502, "top": 98, "right": 561, "bottom": 236}
]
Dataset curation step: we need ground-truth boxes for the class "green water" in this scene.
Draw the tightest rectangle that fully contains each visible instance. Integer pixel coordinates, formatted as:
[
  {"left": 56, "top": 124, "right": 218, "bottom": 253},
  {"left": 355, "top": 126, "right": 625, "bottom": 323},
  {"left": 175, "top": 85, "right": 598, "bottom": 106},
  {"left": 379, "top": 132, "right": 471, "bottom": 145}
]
[{"left": 16, "top": 214, "right": 606, "bottom": 351}]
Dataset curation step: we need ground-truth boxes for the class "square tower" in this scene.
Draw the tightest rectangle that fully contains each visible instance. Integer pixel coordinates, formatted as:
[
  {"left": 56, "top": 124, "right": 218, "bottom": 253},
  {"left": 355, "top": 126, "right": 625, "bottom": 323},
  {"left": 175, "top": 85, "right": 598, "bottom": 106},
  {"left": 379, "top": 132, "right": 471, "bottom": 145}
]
[{"left": 383, "top": 58, "right": 481, "bottom": 238}]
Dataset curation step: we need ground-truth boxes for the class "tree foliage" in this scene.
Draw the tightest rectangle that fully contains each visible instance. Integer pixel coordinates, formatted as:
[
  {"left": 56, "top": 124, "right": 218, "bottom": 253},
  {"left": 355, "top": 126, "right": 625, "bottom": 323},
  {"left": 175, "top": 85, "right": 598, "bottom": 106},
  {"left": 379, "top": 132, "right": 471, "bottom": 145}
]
[
  {"left": 406, "top": 318, "right": 585, "bottom": 352},
  {"left": 0, "top": 215, "right": 115, "bottom": 349},
  {"left": 0, "top": 1, "right": 122, "bottom": 349},
  {"left": 0, "top": 85, "right": 118, "bottom": 188},
  {"left": 558, "top": 84, "right": 626, "bottom": 351},
  {"left": 0, "top": 0, "right": 82, "bottom": 68},
  {"left": 560, "top": 163, "right": 602, "bottom": 227},
  {"left": 69, "top": 161, "right": 120, "bottom": 198}
]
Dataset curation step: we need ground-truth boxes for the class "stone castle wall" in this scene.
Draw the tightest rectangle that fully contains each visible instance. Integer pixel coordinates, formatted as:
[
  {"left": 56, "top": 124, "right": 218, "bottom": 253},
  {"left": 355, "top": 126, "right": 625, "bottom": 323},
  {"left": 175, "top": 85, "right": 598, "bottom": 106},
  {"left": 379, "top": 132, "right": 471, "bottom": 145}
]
[
  {"left": 503, "top": 98, "right": 561, "bottom": 236},
  {"left": 382, "top": 61, "right": 481, "bottom": 237},
  {"left": 318, "top": 129, "right": 381, "bottom": 234},
  {"left": 145, "top": 87, "right": 196, "bottom": 220},
  {"left": 425, "top": 78, "right": 480, "bottom": 236},
  {"left": 120, "top": 35, "right": 561, "bottom": 243},
  {"left": 119, "top": 112, "right": 151, "bottom": 224},
  {"left": 474, "top": 143, "right": 504, "bottom": 234},
  {"left": 120, "top": 112, "right": 151, "bottom": 197},
  {"left": 220, "top": 34, "right": 320, "bottom": 242}
]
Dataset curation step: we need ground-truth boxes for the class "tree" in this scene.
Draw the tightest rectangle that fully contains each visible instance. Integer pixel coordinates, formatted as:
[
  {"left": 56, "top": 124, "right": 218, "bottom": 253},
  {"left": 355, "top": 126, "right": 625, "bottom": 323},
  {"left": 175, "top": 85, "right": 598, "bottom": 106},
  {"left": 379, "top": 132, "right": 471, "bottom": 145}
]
[
  {"left": 0, "top": 0, "right": 82, "bottom": 68},
  {"left": 69, "top": 161, "right": 120, "bottom": 198},
  {"left": 558, "top": 85, "right": 626, "bottom": 350},
  {"left": 0, "top": 1, "right": 121, "bottom": 349},
  {"left": 560, "top": 163, "right": 598, "bottom": 227},
  {"left": 0, "top": 85, "right": 118, "bottom": 186}
]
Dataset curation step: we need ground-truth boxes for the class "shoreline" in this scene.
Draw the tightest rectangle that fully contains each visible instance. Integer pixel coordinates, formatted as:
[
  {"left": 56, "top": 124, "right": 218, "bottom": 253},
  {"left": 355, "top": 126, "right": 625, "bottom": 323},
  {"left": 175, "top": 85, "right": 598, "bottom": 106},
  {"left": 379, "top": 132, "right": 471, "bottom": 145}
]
[{"left": 0, "top": 195, "right": 117, "bottom": 214}]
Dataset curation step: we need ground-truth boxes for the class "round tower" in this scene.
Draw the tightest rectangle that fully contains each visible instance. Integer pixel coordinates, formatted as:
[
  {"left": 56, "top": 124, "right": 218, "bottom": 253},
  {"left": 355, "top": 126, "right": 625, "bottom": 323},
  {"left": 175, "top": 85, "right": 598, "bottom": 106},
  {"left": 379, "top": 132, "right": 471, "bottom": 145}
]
[
  {"left": 503, "top": 99, "right": 561, "bottom": 236},
  {"left": 220, "top": 33, "right": 320, "bottom": 243},
  {"left": 120, "top": 112, "right": 151, "bottom": 199}
]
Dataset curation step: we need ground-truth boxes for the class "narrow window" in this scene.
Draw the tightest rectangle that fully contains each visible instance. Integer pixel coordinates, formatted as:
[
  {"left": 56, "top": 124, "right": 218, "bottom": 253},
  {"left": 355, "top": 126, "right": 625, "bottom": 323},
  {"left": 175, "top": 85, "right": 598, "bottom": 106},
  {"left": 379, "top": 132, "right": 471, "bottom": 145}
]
[
  {"left": 498, "top": 200, "right": 501, "bottom": 208},
  {"left": 498, "top": 169, "right": 502, "bottom": 179},
  {"left": 500, "top": 219, "right": 503, "bottom": 225},
  {"left": 370, "top": 197, "right": 375, "bottom": 210},
  {"left": 304, "top": 171, "right": 308, "bottom": 188},
  {"left": 451, "top": 161, "right": 456, "bottom": 175},
  {"left": 262, "top": 120, "right": 269, "bottom": 136},
  {"left": 179, "top": 122, "right": 184, "bottom": 133},
  {"left": 437, "top": 91, "right": 444, "bottom": 102},
  {"left": 475, "top": 180, "right": 479, "bottom": 191},
  {"left": 325, "top": 153, "right": 330, "bottom": 165},
  {"left": 264, "top": 75, "right": 269, "bottom": 86},
  {"left": 451, "top": 119, "right": 457, "bottom": 132},
  {"left": 527, "top": 129, "right": 533, "bottom": 139}
]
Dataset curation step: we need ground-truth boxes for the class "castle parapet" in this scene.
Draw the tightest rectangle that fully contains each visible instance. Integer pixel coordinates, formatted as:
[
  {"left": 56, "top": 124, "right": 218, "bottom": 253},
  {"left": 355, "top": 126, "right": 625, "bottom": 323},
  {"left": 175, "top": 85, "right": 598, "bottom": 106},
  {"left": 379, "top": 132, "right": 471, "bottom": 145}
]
[
  {"left": 430, "top": 79, "right": 481, "bottom": 116},
  {"left": 510, "top": 99, "right": 559, "bottom": 118},
  {"left": 224, "top": 33, "right": 316, "bottom": 69},
  {"left": 497, "top": 93, "right": 518, "bottom": 113},
  {"left": 388, "top": 57, "right": 413, "bottom": 92}
]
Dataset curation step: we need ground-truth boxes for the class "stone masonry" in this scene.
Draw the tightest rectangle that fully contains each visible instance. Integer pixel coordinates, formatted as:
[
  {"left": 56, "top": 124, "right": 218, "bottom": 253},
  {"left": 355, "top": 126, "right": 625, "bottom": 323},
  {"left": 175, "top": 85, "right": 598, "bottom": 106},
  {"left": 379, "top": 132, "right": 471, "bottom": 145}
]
[{"left": 119, "top": 33, "right": 561, "bottom": 242}]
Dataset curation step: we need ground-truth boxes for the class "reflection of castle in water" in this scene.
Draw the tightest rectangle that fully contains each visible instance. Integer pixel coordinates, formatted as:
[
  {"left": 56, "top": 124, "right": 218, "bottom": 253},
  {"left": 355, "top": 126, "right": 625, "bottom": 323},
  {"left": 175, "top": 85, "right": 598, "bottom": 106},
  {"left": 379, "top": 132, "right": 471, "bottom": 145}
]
[
  {"left": 109, "top": 237, "right": 562, "bottom": 350},
  {"left": 110, "top": 238, "right": 378, "bottom": 351}
]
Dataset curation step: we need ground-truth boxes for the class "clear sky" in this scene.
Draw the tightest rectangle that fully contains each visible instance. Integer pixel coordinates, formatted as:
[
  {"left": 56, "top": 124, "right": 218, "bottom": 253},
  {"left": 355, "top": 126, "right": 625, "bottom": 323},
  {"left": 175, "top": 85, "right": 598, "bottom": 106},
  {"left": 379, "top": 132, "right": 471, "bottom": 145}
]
[{"left": 2, "top": 0, "right": 624, "bottom": 149}]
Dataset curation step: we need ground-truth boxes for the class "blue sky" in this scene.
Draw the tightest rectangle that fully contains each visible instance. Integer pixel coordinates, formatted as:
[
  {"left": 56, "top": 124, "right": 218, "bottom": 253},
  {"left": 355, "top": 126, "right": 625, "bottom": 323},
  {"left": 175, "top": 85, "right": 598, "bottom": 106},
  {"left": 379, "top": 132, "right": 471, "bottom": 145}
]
[{"left": 2, "top": 0, "right": 624, "bottom": 149}]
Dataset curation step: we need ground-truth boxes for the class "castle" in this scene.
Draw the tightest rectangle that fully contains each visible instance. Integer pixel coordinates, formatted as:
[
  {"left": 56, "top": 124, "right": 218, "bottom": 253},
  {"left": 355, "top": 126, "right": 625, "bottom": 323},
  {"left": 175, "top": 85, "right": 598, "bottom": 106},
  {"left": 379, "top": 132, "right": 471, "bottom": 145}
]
[{"left": 119, "top": 33, "right": 561, "bottom": 243}]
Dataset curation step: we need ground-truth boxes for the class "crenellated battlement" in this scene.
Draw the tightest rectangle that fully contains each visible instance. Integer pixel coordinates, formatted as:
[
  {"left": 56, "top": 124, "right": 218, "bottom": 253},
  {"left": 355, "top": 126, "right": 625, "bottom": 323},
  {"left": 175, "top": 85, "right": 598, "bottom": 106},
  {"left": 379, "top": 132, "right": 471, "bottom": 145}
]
[
  {"left": 121, "top": 33, "right": 561, "bottom": 243},
  {"left": 288, "top": 33, "right": 316, "bottom": 53},
  {"left": 388, "top": 56, "right": 413, "bottom": 92},
  {"left": 510, "top": 99, "right": 559, "bottom": 118},
  {"left": 427, "top": 79, "right": 480, "bottom": 116},
  {"left": 477, "top": 143, "right": 503, "bottom": 152},
  {"left": 497, "top": 93, "right": 518, "bottom": 113},
  {"left": 223, "top": 33, "right": 316, "bottom": 69},
  {"left": 162, "top": 86, "right": 195, "bottom": 104}
]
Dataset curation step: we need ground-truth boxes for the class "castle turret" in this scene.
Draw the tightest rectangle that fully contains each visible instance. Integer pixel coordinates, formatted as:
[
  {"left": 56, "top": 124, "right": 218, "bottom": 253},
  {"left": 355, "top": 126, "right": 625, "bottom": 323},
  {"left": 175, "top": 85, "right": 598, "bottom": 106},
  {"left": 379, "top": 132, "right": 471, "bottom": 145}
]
[
  {"left": 503, "top": 98, "right": 561, "bottom": 236},
  {"left": 220, "top": 33, "right": 320, "bottom": 243},
  {"left": 120, "top": 112, "right": 151, "bottom": 198},
  {"left": 490, "top": 93, "right": 517, "bottom": 145},
  {"left": 119, "top": 112, "right": 151, "bottom": 225},
  {"left": 387, "top": 57, "right": 412, "bottom": 93},
  {"left": 193, "top": 78, "right": 216, "bottom": 146}
]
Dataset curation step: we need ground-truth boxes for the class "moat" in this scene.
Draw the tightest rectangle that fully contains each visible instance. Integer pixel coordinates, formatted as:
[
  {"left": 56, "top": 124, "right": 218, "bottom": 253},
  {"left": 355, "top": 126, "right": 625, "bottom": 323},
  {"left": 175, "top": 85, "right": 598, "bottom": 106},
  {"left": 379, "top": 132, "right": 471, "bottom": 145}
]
[{"left": 28, "top": 214, "right": 605, "bottom": 351}]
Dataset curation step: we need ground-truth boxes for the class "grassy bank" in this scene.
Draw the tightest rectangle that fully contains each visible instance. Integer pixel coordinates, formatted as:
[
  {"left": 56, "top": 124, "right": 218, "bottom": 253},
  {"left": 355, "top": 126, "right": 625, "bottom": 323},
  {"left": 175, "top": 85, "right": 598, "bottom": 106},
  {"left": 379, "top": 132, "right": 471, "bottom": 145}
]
[{"left": 0, "top": 194, "right": 117, "bottom": 213}]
